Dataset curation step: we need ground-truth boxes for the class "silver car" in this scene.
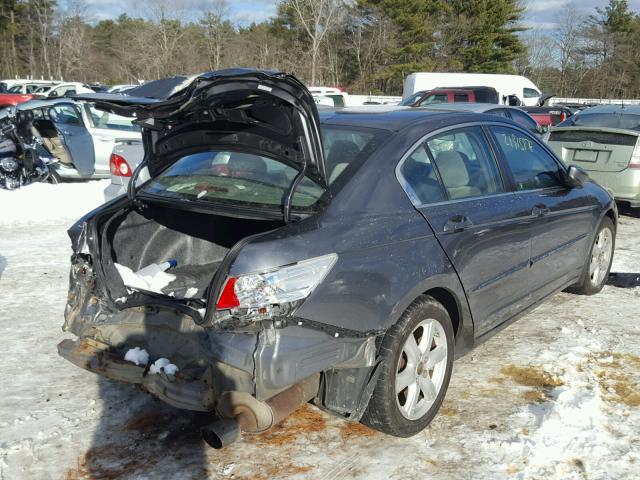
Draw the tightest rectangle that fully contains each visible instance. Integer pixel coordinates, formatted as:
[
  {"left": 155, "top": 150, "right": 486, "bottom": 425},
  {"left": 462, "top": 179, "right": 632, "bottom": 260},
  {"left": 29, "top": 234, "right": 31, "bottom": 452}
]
[{"left": 11, "top": 98, "right": 141, "bottom": 181}]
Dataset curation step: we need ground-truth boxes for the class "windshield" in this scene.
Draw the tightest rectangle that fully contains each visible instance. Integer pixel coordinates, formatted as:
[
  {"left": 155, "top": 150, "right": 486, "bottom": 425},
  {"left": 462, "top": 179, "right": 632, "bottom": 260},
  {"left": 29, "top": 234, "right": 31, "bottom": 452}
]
[
  {"left": 400, "top": 92, "right": 425, "bottom": 106},
  {"left": 559, "top": 111, "right": 640, "bottom": 131},
  {"left": 141, "top": 126, "right": 387, "bottom": 212}
]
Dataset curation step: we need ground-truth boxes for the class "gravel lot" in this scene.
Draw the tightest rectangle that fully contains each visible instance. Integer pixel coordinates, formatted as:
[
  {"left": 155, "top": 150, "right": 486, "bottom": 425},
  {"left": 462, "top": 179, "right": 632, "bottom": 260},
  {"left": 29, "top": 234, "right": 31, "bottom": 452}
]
[{"left": 1, "top": 183, "right": 638, "bottom": 480}]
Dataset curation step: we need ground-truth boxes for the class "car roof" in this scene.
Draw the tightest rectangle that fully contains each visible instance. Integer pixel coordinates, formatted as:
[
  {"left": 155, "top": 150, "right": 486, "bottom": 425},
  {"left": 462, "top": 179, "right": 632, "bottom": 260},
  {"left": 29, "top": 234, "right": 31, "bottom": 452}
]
[
  {"left": 15, "top": 97, "right": 79, "bottom": 110},
  {"left": 418, "top": 103, "right": 514, "bottom": 113},
  {"left": 579, "top": 104, "right": 640, "bottom": 115},
  {"left": 319, "top": 105, "right": 515, "bottom": 131}
]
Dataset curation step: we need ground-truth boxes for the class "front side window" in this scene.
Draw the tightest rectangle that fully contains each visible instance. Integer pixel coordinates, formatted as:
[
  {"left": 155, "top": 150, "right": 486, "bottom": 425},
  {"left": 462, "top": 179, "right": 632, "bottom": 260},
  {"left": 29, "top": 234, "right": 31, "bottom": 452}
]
[
  {"left": 427, "top": 127, "right": 504, "bottom": 200},
  {"left": 8, "top": 85, "right": 23, "bottom": 93},
  {"left": 49, "top": 104, "right": 83, "bottom": 126},
  {"left": 490, "top": 125, "right": 564, "bottom": 190},
  {"left": 523, "top": 88, "right": 540, "bottom": 99},
  {"left": 142, "top": 126, "right": 386, "bottom": 211}
]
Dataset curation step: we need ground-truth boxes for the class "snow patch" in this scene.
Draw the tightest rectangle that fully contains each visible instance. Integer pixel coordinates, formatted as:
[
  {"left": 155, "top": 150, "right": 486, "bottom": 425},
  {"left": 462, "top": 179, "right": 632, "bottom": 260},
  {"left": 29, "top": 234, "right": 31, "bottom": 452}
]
[
  {"left": 0, "top": 180, "right": 108, "bottom": 225},
  {"left": 124, "top": 347, "right": 149, "bottom": 366},
  {"left": 149, "top": 358, "right": 178, "bottom": 376}
]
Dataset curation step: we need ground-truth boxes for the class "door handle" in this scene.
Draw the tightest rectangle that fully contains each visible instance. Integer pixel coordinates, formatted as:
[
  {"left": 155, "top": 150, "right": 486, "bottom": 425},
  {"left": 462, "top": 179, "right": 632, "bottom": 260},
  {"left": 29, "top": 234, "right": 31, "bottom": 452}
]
[
  {"left": 95, "top": 136, "right": 113, "bottom": 142},
  {"left": 532, "top": 204, "right": 550, "bottom": 216},
  {"left": 443, "top": 215, "right": 474, "bottom": 233}
]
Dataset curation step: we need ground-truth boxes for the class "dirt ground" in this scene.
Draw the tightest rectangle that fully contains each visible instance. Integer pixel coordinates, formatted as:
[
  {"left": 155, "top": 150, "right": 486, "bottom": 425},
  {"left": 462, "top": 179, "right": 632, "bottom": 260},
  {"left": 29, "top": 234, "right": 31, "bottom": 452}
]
[{"left": 0, "top": 195, "right": 638, "bottom": 480}]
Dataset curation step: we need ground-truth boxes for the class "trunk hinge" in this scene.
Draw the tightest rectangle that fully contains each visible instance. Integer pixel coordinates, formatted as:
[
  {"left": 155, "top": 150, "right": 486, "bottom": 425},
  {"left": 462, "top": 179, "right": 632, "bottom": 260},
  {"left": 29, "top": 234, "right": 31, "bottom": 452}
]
[{"left": 127, "top": 158, "right": 148, "bottom": 209}]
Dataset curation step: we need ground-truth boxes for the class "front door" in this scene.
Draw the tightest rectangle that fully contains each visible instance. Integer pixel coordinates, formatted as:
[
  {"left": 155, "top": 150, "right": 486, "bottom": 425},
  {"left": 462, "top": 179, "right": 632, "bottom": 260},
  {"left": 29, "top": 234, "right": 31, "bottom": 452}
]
[
  {"left": 49, "top": 103, "right": 95, "bottom": 177},
  {"left": 398, "top": 126, "right": 535, "bottom": 336},
  {"left": 488, "top": 124, "right": 597, "bottom": 299}
]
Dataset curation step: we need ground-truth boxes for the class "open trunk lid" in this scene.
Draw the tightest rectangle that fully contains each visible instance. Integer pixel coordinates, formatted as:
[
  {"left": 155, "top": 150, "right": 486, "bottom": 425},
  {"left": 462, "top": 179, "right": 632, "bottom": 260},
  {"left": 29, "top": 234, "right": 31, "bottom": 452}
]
[
  {"left": 74, "top": 69, "right": 327, "bottom": 187},
  {"left": 548, "top": 127, "right": 640, "bottom": 172}
]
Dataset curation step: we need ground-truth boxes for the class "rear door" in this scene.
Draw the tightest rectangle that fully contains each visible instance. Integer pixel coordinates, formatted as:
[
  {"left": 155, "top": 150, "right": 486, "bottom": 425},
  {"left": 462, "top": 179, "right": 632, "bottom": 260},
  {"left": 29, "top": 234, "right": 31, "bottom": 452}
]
[
  {"left": 489, "top": 124, "right": 597, "bottom": 298},
  {"left": 397, "top": 125, "right": 535, "bottom": 335},
  {"left": 48, "top": 103, "right": 95, "bottom": 176}
]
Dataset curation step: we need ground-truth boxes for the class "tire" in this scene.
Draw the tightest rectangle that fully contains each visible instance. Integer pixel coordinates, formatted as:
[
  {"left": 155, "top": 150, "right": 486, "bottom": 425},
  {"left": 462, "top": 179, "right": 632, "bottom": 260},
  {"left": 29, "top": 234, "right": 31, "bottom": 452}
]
[
  {"left": 47, "top": 169, "right": 61, "bottom": 184},
  {"left": 362, "top": 295, "right": 454, "bottom": 437},
  {"left": 567, "top": 216, "right": 615, "bottom": 295}
]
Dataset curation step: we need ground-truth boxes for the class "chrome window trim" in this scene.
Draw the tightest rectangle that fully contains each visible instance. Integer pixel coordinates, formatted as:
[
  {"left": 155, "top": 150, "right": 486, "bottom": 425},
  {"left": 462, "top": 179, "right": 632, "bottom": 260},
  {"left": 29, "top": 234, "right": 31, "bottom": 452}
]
[{"left": 395, "top": 120, "right": 521, "bottom": 208}]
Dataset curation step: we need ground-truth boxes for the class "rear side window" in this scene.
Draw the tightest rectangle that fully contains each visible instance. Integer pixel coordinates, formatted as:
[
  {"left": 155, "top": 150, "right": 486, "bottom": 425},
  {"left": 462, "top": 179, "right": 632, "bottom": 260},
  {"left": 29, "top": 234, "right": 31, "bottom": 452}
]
[
  {"left": 490, "top": 125, "right": 564, "bottom": 190},
  {"left": 399, "top": 144, "right": 446, "bottom": 204},
  {"left": 454, "top": 94, "right": 468, "bottom": 102},
  {"left": 427, "top": 127, "right": 504, "bottom": 200}
]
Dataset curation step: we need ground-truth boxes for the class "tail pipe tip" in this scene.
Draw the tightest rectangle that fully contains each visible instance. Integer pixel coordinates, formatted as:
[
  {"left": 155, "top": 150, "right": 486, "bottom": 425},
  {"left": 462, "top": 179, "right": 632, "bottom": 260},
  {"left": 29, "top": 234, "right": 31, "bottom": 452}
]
[{"left": 201, "top": 417, "right": 240, "bottom": 449}]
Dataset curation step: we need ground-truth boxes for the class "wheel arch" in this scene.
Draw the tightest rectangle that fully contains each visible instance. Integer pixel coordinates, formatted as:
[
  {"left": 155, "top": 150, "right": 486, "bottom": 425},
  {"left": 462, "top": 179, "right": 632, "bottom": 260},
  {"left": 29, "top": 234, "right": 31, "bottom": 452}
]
[{"left": 387, "top": 274, "right": 475, "bottom": 358}]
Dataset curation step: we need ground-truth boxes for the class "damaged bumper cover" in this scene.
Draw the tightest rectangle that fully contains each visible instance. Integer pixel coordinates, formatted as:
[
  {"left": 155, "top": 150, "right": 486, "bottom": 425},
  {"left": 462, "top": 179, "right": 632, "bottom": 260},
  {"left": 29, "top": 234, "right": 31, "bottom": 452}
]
[
  {"left": 59, "top": 305, "right": 378, "bottom": 420},
  {"left": 58, "top": 337, "right": 215, "bottom": 412}
]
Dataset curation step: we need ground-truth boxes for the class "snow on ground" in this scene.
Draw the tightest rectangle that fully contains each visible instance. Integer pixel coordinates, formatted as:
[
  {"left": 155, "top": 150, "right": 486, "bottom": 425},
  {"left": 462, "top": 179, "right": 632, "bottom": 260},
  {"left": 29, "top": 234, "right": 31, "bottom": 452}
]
[
  {"left": 0, "top": 180, "right": 109, "bottom": 226},
  {"left": 0, "top": 183, "right": 639, "bottom": 480}
]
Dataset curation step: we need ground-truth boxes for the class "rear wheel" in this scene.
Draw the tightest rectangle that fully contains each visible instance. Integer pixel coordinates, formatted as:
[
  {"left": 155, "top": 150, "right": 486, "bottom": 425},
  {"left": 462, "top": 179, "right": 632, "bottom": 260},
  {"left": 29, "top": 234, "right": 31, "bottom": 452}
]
[
  {"left": 568, "top": 216, "right": 615, "bottom": 295},
  {"left": 362, "top": 295, "right": 454, "bottom": 437}
]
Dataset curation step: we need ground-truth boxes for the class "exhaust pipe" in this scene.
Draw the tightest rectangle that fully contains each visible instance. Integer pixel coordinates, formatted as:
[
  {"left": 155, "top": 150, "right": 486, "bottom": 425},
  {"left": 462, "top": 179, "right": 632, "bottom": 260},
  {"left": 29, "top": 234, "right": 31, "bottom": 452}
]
[
  {"left": 201, "top": 418, "right": 240, "bottom": 449},
  {"left": 212, "top": 374, "right": 320, "bottom": 445}
]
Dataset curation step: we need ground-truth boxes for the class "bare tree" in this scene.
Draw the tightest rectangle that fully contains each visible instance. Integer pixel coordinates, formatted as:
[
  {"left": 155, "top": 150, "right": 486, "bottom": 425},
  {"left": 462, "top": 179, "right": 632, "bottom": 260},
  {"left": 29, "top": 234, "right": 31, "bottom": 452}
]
[
  {"left": 549, "top": 4, "right": 584, "bottom": 96},
  {"left": 201, "top": 0, "right": 230, "bottom": 71},
  {"left": 288, "top": 0, "right": 345, "bottom": 85}
]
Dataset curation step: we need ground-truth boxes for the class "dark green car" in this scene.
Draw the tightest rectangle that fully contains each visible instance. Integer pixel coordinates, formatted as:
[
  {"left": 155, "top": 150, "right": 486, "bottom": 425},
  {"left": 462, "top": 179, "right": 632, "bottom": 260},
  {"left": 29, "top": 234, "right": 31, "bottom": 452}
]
[{"left": 548, "top": 105, "right": 640, "bottom": 207}]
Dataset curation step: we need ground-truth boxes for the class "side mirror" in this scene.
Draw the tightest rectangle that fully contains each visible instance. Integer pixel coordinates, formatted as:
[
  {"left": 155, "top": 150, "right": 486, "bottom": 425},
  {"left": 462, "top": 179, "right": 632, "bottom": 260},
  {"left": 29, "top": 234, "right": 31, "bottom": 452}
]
[
  {"left": 535, "top": 124, "right": 549, "bottom": 135},
  {"left": 567, "top": 165, "right": 589, "bottom": 187}
]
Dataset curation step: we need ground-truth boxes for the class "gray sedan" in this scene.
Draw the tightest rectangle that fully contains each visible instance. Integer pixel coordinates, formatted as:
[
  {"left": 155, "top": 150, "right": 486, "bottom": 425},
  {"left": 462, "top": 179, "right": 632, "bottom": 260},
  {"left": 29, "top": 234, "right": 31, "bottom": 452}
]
[{"left": 59, "top": 69, "right": 616, "bottom": 448}]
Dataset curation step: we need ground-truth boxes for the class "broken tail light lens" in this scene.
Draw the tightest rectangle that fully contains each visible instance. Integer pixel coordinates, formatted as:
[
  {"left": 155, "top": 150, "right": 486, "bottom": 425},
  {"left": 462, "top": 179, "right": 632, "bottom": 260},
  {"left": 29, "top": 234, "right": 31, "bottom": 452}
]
[
  {"left": 216, "top": 253, "right": 338, "bottom": 311},
  {"left": 109, "top": 153, "right": 132, "bottom": 177}
]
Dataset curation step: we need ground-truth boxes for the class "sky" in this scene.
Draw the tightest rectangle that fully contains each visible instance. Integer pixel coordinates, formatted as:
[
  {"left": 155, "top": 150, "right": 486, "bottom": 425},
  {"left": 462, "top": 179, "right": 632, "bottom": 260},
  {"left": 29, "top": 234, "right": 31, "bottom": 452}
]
[{"left": 72, "top": 0, "right": 640, "bottom": 29}]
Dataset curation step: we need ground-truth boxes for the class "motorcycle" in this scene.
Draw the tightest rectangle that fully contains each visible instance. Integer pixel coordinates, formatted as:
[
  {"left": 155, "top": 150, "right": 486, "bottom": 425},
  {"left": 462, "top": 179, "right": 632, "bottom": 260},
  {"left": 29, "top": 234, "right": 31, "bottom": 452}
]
[{"left": 0, "top": 109, "right": 54, "bottom": 190}]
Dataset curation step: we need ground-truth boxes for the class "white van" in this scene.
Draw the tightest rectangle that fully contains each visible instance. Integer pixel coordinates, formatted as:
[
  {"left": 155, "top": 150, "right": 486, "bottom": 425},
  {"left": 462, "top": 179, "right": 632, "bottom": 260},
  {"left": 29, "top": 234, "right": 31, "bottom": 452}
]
[{"left": 403, "top": 73, "right": 543, "bottom": 107}]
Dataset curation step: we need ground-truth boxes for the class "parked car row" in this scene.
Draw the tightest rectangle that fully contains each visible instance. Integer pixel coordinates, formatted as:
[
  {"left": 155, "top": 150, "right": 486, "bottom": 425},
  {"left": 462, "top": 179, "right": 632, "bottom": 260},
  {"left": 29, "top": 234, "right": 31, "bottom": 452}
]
[{"left": 54, "top": 69, "right": 617, "bottom": 450}]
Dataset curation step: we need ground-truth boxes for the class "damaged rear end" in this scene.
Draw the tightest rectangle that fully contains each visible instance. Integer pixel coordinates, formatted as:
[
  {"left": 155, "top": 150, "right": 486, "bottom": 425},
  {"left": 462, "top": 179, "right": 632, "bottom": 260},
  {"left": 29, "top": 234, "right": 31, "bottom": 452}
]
[{"left": 58, "top": 69, "right": 379, "bottom": 446}]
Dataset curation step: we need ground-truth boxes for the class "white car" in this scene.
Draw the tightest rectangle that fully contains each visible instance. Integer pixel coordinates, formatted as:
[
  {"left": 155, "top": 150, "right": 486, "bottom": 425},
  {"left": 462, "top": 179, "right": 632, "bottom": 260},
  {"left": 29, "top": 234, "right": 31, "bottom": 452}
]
[
  {"left": 46, "top": 82, "right": 94, "bottom": 98},
  {"left": 14, "top": 98, "right": 141, "bottom": 181}
]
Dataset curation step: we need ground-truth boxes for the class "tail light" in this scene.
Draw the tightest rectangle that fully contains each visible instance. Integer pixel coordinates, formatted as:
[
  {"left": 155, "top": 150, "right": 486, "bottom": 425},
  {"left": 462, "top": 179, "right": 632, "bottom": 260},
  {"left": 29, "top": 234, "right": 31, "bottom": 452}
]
[
  {"left": 109, "top": 153, "right": 132, "bottom": 177},
  {"left": 629, "top": 141, "right": 640, "bottom": 169},
  {"left": 215, "top": 253, "right": 338, "bottom": 315}
]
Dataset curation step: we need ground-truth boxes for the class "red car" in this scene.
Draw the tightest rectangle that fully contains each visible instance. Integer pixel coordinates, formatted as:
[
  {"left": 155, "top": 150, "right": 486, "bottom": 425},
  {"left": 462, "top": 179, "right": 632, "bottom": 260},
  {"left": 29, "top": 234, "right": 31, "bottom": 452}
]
[
  {"left": 400, "top": 86, "right": 500, "bottom": 106},
  {"left": 0, "top": 93, "right": 39, "bottom": 109}
]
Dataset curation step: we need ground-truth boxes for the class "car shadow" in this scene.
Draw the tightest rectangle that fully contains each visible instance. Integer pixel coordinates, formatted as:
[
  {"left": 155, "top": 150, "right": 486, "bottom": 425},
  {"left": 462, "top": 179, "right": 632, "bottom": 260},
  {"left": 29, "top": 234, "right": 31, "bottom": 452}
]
[
  {"left": 617, "top": 203, "right": 640, "bottom": 219},
  {"left": 607, "top": 272, "right": 640, "bottom": 289},
  {"left": 68, "top": 310, "right": 220, "bottom": 479}
]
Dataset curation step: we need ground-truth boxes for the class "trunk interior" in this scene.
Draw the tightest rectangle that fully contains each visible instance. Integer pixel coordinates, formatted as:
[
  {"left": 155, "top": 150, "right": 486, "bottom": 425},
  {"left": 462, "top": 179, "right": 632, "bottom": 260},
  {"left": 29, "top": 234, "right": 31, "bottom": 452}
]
[{"left": 101, "top": 204, "right": 284, "bottom": 300}]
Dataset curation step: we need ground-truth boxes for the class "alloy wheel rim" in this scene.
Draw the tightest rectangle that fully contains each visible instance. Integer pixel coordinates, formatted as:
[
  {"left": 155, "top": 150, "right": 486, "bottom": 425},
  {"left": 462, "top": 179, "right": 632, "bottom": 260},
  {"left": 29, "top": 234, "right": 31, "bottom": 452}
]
[
  {"left": 589, "top": 227, "right": 613, "bottom": 287},
  {"left": 395, "top": 318, "right": 448, "bottom": 421}
]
